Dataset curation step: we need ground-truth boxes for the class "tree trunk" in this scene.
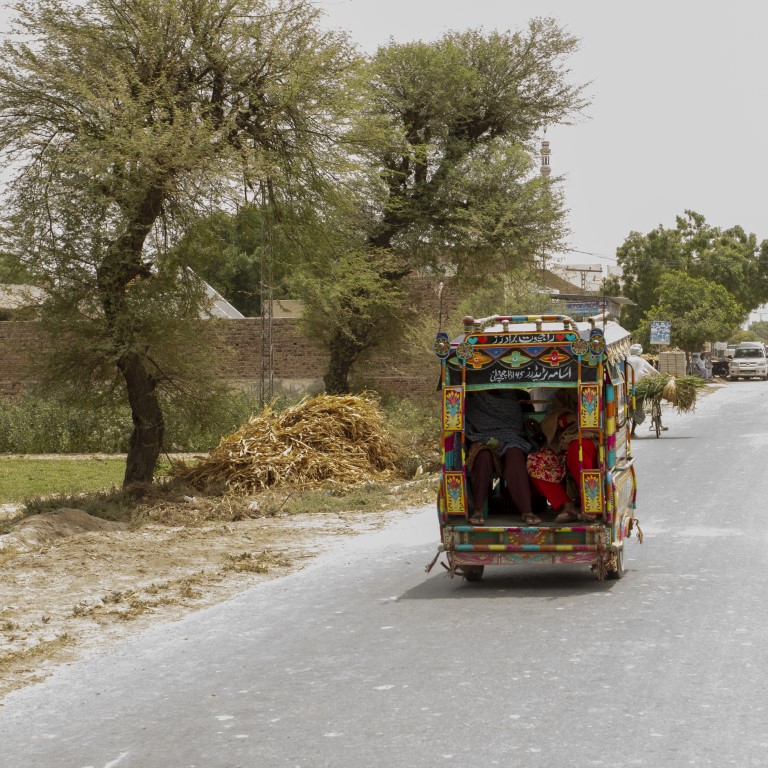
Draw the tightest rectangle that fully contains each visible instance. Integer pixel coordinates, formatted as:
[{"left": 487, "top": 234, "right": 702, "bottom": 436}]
[
  {"left": 323, "top": 328, "right": 368, "bottom": 394},
  {"left": 95, "top": 186, "right": 166, "bottom": 487},
  {"left": 119, "top": 351, "right": 164, "bottom": 488}
]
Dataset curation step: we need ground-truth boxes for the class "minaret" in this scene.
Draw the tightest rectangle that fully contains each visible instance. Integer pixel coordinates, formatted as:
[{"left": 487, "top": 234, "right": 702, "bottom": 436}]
[
  {"left": 539, "top": 133, "right": 551, "bottom": 271},
  {"left": 540, "top": 136, "right": 551, "bottom": 178}
]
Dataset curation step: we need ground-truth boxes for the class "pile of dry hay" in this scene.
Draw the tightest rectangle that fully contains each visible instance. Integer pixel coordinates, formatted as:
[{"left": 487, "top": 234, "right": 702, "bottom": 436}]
[{"left": 174, "top": 394, "right": 399, "bottom": 493}]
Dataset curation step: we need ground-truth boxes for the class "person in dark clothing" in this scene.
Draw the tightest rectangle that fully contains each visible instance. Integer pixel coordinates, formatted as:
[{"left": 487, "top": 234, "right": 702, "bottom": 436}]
[{"left": 464, "top": 390, "right": 540, "bottom": 526}]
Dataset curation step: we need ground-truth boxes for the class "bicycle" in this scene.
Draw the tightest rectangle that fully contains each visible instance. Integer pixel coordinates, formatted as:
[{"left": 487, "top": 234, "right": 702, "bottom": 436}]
[{"left": 649, "top": 398, "right": 663, "bottom": 438}]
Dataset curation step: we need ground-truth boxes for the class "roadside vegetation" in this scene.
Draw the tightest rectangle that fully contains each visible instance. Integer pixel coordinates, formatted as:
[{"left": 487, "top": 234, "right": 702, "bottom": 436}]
[
  {"left": 0, "top": 392, "right": 441, "bottom": 533},
  {"left": 0, "top": 389, "right": 271, "bottom": 455}
]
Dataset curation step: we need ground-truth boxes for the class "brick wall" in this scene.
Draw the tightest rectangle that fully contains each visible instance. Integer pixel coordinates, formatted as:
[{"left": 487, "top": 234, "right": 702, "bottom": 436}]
[
  {"left": 0, "top": 321, "right": 41, "bottom": 396},
  {"left": 0, "top": 316, "right": 441, "bottom": 399},
  {"left": 0, "top": 276, "right": 463, "bottom": 400}
]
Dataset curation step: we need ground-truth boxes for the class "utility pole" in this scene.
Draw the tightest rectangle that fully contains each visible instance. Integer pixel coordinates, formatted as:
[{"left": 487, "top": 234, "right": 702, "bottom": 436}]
[{"left": 259, "top": 190, "right": 274, "bottom": 407}]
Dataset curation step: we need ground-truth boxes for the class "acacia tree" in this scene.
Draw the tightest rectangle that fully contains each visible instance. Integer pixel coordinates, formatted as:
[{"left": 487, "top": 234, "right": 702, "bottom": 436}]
[
  {"left": 316, "top": 21, "right": 588, "bottom": 393},
  {"left": 0, "top": 0, "right": 354, "bottom": 485}
]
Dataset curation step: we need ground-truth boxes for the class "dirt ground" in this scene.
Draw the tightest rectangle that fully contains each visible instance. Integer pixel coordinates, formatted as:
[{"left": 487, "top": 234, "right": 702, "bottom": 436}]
[{"left": 0, "top": 478, "right": 437, "bottom": 701}]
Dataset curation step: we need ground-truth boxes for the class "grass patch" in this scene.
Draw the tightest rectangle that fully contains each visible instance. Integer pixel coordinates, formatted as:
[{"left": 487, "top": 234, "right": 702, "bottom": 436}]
[{"left": 0, "top": 457, "right": 125, "bottom": 504}]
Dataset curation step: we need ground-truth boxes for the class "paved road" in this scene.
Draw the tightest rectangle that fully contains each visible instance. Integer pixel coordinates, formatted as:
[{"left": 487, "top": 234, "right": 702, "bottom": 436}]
[{"left": 2, "top": 382, "right": 768, "bottom": 767}]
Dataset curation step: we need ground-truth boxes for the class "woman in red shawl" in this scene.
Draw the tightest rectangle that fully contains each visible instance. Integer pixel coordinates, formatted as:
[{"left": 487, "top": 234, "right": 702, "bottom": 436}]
[{"left": 530, "top": 389, "right": 598, "bottom": 523}]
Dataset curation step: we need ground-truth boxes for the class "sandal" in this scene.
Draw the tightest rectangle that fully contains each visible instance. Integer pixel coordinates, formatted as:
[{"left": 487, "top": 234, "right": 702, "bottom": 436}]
[
  {"left": 522, "top": 512, "right": 542, "bottom": 525},
  {"left": 554, "top": 500, "right": 580, "bottom": 523},
  {"left": 468, "top": 513, "right": 485, "bottom": 526}
]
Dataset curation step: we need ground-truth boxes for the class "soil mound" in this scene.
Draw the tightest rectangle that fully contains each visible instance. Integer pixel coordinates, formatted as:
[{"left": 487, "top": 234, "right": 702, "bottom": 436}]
[{"left": 1, "top": 508, "right": 127, "bottom": 551}]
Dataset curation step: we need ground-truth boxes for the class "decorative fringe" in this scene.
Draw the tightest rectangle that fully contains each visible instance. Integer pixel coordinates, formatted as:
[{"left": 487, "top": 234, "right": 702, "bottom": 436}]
[
  {"left": 634, "top": 519, "right": 644, "bottom": 544},
  {"left": 424, "top": 546, "right": 444, "bottom": 573},
  {"left": 594, "top": 556, "right": 608, "bottom": 581}
]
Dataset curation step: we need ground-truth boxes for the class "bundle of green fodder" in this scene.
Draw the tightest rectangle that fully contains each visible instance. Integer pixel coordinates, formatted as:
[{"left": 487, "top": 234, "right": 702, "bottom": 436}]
[
  {"left": 635, "top": 374, "right": 708, "bottom": 414},
  {"left": 174, "top": 393, "right": 399, "bottom": 493}
]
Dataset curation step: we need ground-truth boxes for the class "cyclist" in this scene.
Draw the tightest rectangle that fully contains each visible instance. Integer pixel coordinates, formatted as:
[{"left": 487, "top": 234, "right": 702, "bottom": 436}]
[{"left": 628, "top": 344, "right": 667, "bottom": 435}]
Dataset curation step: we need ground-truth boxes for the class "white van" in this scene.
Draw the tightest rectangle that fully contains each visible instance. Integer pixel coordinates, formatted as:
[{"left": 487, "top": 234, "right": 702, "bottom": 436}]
[{"left": 729, "top": 341, "right": 768, "bottom": 380}]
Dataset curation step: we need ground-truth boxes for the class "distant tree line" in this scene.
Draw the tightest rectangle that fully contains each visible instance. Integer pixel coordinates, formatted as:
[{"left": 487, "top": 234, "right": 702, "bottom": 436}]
[{"left": 604, "top": 210, "right": 768, "bottom": 352}]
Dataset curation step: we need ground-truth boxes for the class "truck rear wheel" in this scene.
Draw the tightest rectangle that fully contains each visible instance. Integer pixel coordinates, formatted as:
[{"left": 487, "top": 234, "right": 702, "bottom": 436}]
[
  {"left": 463, "top": 566, "right": 484, "bottom": 582},
  {"left": 606, "top": 547, "right": 625, "bottom": 580}
]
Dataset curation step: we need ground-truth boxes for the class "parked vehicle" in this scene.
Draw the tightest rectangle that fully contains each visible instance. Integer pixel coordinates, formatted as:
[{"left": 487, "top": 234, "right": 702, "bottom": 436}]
[
  {"left": 710, "top": 357, "right": 730, "bottom": 377},
  {"left": 427, "top": 313, "right": 641, "bottom": 582},
  {"left": 729, "top": 341, "right": 768, "bottom": 381}
]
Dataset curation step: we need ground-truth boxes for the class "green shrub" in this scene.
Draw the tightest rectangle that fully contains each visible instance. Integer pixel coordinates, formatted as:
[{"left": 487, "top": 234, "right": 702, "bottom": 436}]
[
  {"left": 0, "top": 389, "right": 269, "bottom": 454},
  {"left": 0, "top": 394, "right": 131, "bottom": 453}
]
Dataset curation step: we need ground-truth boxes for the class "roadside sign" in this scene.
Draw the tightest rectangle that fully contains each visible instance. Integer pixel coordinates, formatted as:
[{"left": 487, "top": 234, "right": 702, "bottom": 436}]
[
  {"left": 650, "top": 320, "right": 671, "bottom": 346},
  {"left": 565, "top": 301, "right": 604, "bottom": 317}
]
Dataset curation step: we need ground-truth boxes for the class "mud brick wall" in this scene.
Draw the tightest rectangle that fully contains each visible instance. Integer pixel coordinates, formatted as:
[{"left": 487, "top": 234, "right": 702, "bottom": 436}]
[
  {"left": 0, "top": 321, "right": 42, "bottom": 397},
  {"left": 0, "top": 276, "right": 462, "bottom": 400},
  {"left": 213, "top": 318, "right": 330, "bottom": 391},
  {"left": 0, "top": 317, "right": 438, "bottom": 399}
]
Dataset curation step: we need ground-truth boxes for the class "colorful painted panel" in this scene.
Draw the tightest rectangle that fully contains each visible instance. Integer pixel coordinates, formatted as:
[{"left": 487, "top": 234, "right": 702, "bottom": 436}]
[
  {"left": 442, "top": 471, "right": 468, "bottom": 516},
  {"left": 445, "top": 332, "right": 601, "bottom": 386},
  {"left": 464, "top": 350, "right": 493, "bottom": 369},
  {"left": 614, "top": 467, "right": 636, "bottom": 514},
  {"left": 434, "top": 331, "right": 451, "bottom": 359},
  {"left": 453, "top": 361, "right": 597, "bottom": 386},
  {"left": 581, "top": 470, "right": 604, "bottom": 515},
  {"left": 615, "top": 372, "right": 627, "bottom": 427},
  {"left": 465, "top": 332, "right": 577, "bottom": 346},
  {"left": 442, "top": 386, "right": 464, "bottom": 432},
  {"left": 539, "top": 348, "right": 571, "bottom": 367},
  {"left": 579, "top": 384, "right": 600, "bottom": 428}
]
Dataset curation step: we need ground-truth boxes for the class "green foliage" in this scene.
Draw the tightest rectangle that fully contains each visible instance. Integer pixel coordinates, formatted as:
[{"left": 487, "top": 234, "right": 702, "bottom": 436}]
[
  {"left": 358, "top": 23, "right": 585, "bottom": 259},
  {"left": 0, "top": 388, "right": 264, "bottom": 454},
  {"left": 316, "top": 22, "right": 588, "bottom": 392},
  {"left": 729, "top": 329, "right": 761, "bottom": 344},
  {"left": 175, "top": 202, "right": 342, "bottom": 318},
  {"left": 296, "top": 248, "right": 405, "bottom": 348},
  {"left": 614, "top": 210, "right": 768, "bottom": 330},
  {"left": 632, "top": 270, "right": 745, "bottom": 352},
  {"left": 0, "top": 0, "right": 357, "bottom": 482}
]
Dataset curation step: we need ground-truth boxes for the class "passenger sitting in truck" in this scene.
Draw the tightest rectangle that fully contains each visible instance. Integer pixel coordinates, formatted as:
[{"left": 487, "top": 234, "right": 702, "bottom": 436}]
[
  {"left": 464, "top": 389, "right": 541, "bottom": 527},
  {"left": 527, "top": 389, "right": 598, "bottom": 523}
]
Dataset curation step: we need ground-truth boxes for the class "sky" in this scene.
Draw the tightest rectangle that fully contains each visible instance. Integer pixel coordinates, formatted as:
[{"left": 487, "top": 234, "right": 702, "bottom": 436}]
[
  {"left": 314, "top": 0, "right": 768, "bottom": 270},
  {"left": 0, "top": 1, "right": 764, "bottom": 276}
]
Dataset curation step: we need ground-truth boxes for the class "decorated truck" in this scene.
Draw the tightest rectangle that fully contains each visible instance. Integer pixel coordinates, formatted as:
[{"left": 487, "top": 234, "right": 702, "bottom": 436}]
[{"left": 426, "top": 313, "right": 642, "bottom": 582}]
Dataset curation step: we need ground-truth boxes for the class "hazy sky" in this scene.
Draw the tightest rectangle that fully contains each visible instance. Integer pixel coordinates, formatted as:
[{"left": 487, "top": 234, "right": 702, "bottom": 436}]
[
  {"left": 315, "top": 0, "right": 767, "bottom": 269},
  {"left": 0, "top": 1, "right": 763, "bottom": 273}
]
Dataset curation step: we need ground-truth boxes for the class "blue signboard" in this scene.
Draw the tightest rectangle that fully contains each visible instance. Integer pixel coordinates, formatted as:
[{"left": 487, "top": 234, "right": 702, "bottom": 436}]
[
  {"left": 650, "top": 320, "right": 671, "bottom": 345},
  {"left": 565, "top": 301, "right": 603, "bottom": 316}
]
